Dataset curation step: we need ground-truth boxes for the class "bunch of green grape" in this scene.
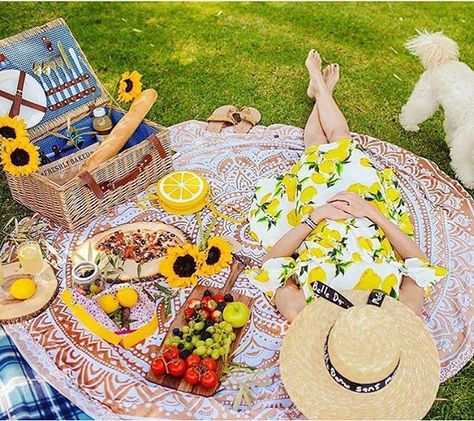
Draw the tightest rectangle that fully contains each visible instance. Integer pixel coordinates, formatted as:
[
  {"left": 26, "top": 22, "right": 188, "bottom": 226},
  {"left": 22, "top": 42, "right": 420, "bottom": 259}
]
[
  {"left": 193, "top": 321, "right": 236, "bottom": 360},
  {"left": 164, "top": 320, "right": 236, "bottom": 360}
]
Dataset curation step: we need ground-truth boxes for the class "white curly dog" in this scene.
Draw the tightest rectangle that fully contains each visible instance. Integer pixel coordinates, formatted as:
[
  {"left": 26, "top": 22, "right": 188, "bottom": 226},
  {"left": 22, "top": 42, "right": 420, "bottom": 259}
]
[{"left": 400, "top": 30, "right": 474, "bottom": 189}]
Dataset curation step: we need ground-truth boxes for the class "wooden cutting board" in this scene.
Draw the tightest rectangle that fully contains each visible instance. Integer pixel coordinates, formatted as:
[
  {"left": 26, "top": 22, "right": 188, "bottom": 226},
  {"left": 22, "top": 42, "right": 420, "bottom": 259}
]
[{"left": 146, "top": 257, "right": 254, "bottom": 397}]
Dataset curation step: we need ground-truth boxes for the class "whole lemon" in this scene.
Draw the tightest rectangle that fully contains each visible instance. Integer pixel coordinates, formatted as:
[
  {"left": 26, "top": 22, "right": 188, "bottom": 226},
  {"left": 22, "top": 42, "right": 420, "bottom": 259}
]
[
  {"left": 97, "top": 294, "right": 120, "bottom": 314},
  {"left": 116, "top": 287, "right": 139, "bottom": 308},
  {"left": 10, "top": 277, "right": 36, "bottom": 300}
]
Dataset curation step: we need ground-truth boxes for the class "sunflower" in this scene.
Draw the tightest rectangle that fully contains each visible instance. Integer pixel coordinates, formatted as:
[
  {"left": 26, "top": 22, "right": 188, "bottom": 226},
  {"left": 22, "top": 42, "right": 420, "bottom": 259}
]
[
  {"left": 2, "top": 138, "right": 40, "bottom": 176},
  {"left": 0, "top": 116, "right": 28, "bottom": 143},
  {"left": 200, "top": 237, "right": 233, "bottom": 276},
  {"left": 117, "top": 71, "right": 143, "bottom": 103},
  {"left": 160, "top": 243, "right": 204, "bottom": 288}
]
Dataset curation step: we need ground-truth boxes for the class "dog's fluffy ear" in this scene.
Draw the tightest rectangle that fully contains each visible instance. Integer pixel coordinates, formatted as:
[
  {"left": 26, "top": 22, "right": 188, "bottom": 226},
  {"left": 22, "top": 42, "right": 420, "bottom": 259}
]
[{"left": 405, "top": 30, "right": 459, "bottom": 69}]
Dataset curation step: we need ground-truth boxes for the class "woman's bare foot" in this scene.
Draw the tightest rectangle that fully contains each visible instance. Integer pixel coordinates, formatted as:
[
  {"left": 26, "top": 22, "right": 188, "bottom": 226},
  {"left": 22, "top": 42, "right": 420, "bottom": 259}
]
[
  {"left": 323, "top": 64, "right": 340, "bottom": 94},
  {"left": 306, "top": 51, "right": 339, "bottom": 99},
  {"left": 306, "top": 49, "right": 322, "bottom": 99}
]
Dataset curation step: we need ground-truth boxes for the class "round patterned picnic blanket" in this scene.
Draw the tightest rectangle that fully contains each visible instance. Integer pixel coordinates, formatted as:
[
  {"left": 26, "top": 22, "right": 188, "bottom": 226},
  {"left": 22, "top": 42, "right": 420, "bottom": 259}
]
[{"left": 4, "top": 120, "right": 473, "bottom": 419}]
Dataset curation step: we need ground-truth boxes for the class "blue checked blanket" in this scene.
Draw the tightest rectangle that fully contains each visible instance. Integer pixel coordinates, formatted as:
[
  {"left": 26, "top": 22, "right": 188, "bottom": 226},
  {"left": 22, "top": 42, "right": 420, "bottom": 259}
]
[{"left": 0, "top": 327, "right": 90, "bottom": 420}]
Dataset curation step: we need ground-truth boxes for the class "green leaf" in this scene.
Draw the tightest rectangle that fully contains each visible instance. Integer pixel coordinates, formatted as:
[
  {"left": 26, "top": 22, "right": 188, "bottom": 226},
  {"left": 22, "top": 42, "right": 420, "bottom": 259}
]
[{"left": 165, "top": 299, "right": 172, "bottom": 317}]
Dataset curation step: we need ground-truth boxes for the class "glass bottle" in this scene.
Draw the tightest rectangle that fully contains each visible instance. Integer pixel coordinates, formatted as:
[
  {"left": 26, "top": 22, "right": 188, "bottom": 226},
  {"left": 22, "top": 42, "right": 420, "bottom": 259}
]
[{"left": 92, "top": 107, "right": 113, "bottom": 143}]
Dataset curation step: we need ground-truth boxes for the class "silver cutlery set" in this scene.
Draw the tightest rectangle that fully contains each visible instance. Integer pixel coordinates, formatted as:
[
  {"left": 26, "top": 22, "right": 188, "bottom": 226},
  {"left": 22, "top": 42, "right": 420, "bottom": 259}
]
[{"left": 32, "top": 41, "right": 96, "bottom": 111}]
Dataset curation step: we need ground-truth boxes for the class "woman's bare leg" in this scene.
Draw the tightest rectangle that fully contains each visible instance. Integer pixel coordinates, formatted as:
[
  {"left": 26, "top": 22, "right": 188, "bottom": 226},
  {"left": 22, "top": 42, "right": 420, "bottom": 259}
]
[
  {"left": 303, "top": 102, "right": 328, "bottom": 149},
  {"left": 304, "top": 52, "right": 341, "bottom": 148},
  {"left": 306, "top": 50, "right": 350, "bottom": 143}
]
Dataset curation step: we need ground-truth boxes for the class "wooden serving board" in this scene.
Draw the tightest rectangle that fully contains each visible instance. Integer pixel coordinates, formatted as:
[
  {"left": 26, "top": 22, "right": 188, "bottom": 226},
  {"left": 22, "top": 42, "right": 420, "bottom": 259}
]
[
  {"left": 146, "top": 258, "right": 254, "bottom": 397},
  {"left": 0, "top": 262, "right": 59, "bottom": 325}
]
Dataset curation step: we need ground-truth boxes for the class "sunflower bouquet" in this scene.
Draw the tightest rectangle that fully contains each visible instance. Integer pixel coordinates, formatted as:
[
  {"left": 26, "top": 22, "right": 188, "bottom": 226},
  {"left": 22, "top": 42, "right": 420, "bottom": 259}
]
[
  {"left": 0, "top": 116, "right": 40, "bottom": 176},
  {"left": 159, "top": 215, "right": 233, "bottom": 289}
]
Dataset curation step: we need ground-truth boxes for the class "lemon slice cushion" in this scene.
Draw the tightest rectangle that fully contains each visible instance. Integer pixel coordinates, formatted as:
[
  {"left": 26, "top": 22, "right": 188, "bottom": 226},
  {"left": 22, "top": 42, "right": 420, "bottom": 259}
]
[{"left": 157, "top": 170, "right": 209, "bottom": 215}]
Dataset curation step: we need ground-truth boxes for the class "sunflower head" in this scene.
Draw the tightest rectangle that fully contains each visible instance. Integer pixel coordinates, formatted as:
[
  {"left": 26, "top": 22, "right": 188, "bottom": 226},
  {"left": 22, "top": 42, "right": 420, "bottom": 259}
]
[
  {"left": 117, "top": 70, "right": 143, "bottom": 103},
  {"left": 0, "top": 116, "right": 28, "bottom": 143},
  {"left": 159, "top": 243, "right": 204, "bottom": 288},
  {"left": 200, "top": 236, "right": 233, "bottom": 276},
  {"left": 2, "top": 137, "right": 40, "bottom": 176}
]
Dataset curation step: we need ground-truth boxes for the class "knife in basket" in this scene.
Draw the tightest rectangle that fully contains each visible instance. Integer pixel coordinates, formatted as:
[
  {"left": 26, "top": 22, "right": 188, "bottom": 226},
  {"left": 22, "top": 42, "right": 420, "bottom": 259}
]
[
  {"left": 57, "top": 41, "right": 79, "bottom": 95},
  {"left": 68, "top": 47, "right": 87, "bottom": 93}
]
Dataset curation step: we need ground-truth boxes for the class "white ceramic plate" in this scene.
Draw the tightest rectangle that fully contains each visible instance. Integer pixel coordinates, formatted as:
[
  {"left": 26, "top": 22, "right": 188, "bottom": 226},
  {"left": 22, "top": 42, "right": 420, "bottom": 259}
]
[{"left": 0, "top": 69, "right": 47, "bottom": 128}]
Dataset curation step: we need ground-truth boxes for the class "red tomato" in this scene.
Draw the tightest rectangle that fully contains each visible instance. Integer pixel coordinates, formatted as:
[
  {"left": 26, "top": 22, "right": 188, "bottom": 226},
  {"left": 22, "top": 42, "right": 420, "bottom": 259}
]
[
  {"left": 201, "top": 357, "right": 218, "bottom": 372},
  {"left": 162, "top": 345, "right": 179, "bottom": 362},
  {"left": 184, "top": 367, "right": 201, "bottom": 385},
  {"left": 213, "top": 293, "right": 225, "bottom": 302},
  {"left": 168, "top": 358, "right": 187, "bottom": 378},
  {"left": 186, "top": 354, "right": 201, "bottom": 367},
  {"left": 200, "top": 370, "right": 218, "bottom": 389},
  {"left": 151, "top": 357, "right": 166, "bottom": 376}
]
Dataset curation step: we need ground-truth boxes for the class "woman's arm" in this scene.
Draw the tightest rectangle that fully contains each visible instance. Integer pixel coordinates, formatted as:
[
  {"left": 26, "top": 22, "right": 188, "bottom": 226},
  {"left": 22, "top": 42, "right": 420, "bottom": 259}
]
[
  {"left": 262, "top": 204, "right": 351, "bottom": 263},
  {"left": 328, "top": 192, "right": 426, "bottom": 260},
  {"left": 328, "top": 192, "right": 426, "bottom": 315}
]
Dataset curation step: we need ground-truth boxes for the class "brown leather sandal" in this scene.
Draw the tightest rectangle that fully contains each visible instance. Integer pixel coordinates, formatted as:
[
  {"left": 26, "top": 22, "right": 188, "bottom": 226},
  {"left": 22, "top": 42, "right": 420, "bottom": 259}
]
[
  {"left": 206, "top": 105, "right": 238, "bottom": 132},
  {"left": 232, "top": 107, "right": 261, "bottom": 134}
]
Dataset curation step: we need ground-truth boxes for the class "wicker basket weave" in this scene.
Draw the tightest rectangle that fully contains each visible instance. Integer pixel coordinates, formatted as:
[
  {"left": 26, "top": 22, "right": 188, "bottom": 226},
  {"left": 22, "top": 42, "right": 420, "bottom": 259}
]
[{"left": 2, "top": 19, "right": 172, "bottom": 231}]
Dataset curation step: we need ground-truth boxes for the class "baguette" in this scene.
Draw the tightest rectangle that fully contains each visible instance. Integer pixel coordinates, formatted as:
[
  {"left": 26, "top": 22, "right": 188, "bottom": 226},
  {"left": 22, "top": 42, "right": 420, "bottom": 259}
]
[{"left": 79, "top": 88, "right": 157, "bottom": 175}]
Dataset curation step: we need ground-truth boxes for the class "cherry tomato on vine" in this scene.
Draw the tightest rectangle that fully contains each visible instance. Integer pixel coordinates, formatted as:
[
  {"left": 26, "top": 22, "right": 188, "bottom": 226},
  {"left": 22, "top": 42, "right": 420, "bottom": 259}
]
[
  {"left": 184, "top": 367, "right": 201, "bottom": 385},
  {"left": 186, "top": 354, "right": 201, "bottom": 367},
  {"left": 151, "top": 358, "right": 166, "bottom": 376},
  {"left": 201, "top": 357, "right": 218, "bottom": 372},
  {"left": 162, "top": 345, "right": 179, "bottom": 362},
  {"left": 168, "top": 358, "right": 186, "bottom": 378},
  {"left": 200, "top": 370, "right": 218, "bottom": 389}
]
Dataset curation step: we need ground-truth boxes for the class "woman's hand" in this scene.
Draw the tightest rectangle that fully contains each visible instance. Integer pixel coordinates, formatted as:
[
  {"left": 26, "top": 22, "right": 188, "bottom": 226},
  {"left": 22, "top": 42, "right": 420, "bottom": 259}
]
[
  {"left": 310, "top": 203, "right": 351, "bottom": 222},
  {"left": 327, "top": 192, "right": 377, "bottom": 219}
]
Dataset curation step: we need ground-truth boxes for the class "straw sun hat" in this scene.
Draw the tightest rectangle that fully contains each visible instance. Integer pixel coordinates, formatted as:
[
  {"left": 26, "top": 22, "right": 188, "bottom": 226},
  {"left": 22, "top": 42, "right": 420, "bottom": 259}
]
[{"left": 280, "top": 283, "right": 440, "bottom": 420}]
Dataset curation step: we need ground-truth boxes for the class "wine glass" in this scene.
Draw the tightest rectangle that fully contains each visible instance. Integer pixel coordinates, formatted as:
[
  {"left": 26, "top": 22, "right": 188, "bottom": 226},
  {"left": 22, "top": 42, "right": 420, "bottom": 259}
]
[{"left": 17, "top": 241, "right": 45, "bottom": 278}]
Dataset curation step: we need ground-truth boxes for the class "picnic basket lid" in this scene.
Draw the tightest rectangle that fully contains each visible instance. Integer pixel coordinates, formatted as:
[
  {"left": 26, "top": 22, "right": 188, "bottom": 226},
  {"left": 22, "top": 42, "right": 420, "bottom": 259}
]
[{"left": 0, "top": 18, "right": 109, "bottom": 140}]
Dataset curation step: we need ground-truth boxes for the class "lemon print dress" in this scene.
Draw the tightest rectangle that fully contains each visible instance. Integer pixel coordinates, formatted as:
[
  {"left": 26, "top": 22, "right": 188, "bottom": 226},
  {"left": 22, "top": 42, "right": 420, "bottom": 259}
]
[{"left": 246, "top": 138, "right": 448, "bottom": 303}]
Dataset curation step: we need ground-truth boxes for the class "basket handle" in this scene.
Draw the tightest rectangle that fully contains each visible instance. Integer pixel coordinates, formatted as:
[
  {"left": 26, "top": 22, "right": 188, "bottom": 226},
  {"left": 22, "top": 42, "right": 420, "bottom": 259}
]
[
  {"left": 150, "top": 132, "right": 167, "bottom": 158},
  {"left": 81, "top": 154, "right": 153, "bottom": 200}
]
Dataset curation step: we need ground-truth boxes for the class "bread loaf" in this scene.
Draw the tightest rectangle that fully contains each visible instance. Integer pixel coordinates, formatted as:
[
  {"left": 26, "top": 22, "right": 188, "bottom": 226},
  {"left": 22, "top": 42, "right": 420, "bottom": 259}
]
[{"left": 79, "top": 88, "right": 157, "bottom": 175}]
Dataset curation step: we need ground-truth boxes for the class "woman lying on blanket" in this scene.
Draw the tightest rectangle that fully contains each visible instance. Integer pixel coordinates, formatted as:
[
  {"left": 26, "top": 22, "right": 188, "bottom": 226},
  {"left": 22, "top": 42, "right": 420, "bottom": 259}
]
[{"left": 246, "top": 49, "right": 447, "bottom": 321}]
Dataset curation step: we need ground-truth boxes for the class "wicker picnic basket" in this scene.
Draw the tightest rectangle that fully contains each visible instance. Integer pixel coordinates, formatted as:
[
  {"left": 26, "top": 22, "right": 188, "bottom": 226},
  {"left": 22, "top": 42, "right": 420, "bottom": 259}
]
[{"left": 0, "top": 19, "right": 171, "bottom": 231}]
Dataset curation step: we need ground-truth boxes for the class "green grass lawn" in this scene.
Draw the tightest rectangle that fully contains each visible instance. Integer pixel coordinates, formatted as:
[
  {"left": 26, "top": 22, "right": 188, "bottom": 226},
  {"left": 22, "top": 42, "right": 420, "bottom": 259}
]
[{"left": 0, "top": 2, "right": 473, "bottom": 419}]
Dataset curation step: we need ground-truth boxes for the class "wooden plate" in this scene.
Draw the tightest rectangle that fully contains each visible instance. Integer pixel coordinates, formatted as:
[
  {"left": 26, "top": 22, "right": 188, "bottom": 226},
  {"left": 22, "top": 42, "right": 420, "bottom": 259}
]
[
  {"left": 146, "top": 258, "right": 254, "bottom": 397},
  {"left": 0, "top": 261, "right": 59, "bottom": 324},
  {"left": 75, "top": 222, "right": 187, "bottom": 282}
]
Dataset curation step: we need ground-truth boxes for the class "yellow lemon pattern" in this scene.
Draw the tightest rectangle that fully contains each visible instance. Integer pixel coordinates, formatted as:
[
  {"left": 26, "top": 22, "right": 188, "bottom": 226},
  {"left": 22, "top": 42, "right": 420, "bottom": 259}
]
[{"left": 247, "top": 138, "right": 448, "bottom": 302}]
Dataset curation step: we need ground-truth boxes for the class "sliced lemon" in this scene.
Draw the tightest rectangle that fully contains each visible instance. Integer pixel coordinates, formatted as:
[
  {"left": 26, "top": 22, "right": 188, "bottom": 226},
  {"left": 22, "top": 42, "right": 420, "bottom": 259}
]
[{"left": 157, "top": 171, "right": 209, "bottom": 215}]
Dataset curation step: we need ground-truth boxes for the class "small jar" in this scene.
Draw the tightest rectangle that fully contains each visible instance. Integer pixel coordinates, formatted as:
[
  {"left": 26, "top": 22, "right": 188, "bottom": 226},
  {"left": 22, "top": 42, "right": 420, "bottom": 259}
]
[
  {"left": 72, "top": 261, "right": 100, "bottom": 288},
  {"left": 92, "top": 107, "right": 113, "bottom": 143}
]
